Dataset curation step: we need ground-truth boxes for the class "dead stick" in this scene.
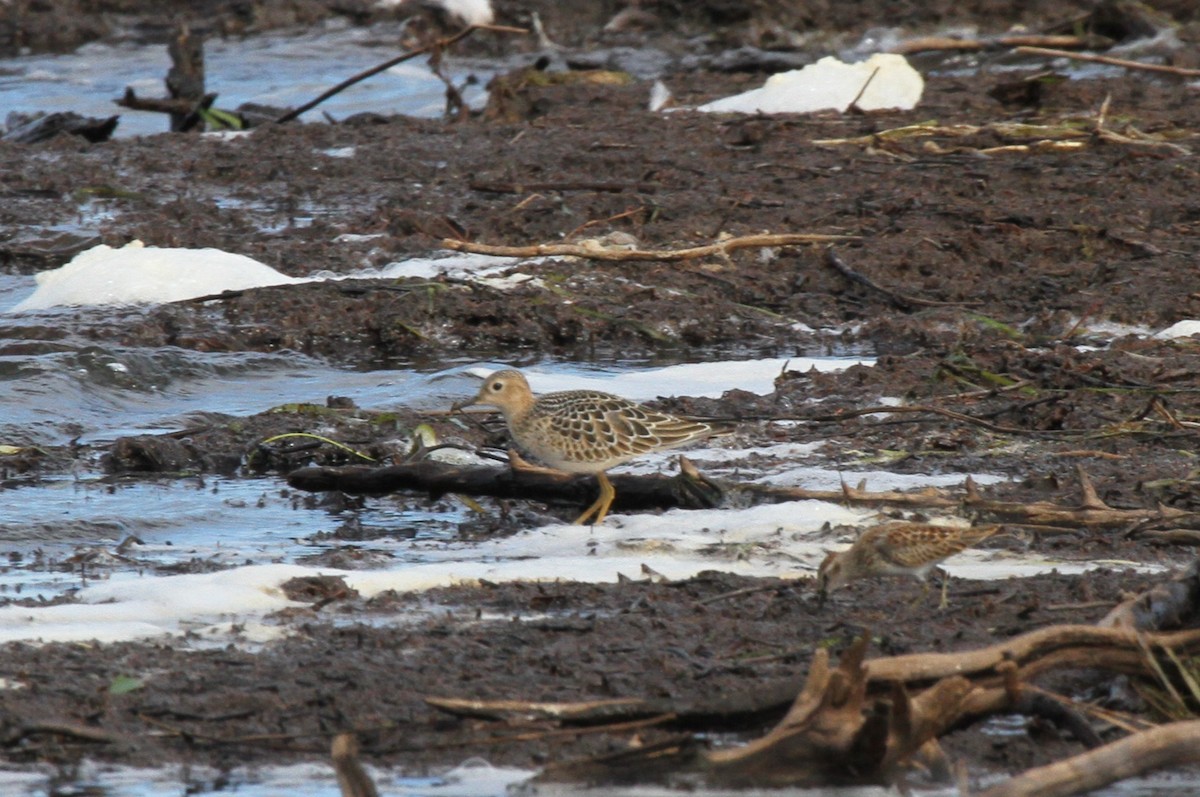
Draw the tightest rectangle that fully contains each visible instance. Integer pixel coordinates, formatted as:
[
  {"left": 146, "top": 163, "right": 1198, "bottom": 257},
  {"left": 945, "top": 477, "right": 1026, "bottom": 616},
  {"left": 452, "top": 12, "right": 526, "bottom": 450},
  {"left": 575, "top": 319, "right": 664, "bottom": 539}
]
[
  {"left": 428, "top": 712, "right": 677, "bottom": 749},
  {"left": 892, "top": 34, "right": 1104, "bottom": 55},
  {"left": 21, "top": 721, "right": 125, "bottom": 744},
  {"left": 470, "top": 180, "right": 660, "bottom": 194},
  {"left": 276, "top": 24, "right": 527, "bottom": 124},
  {"left": 823, "top": 248, "right": 980, "bottom": 308},
  {"left": 440, "top": 232, "right": 857, "bottom": 262},
  {"left": 332, "top": 734, "right": 379, "bottom": 797},
  {"left": 802, "top": 403, "right": 1047, "bottom": 435},
  {"left": 865, "top": 626, "right": 1200, "bottom": 684},
  {"left": 977, "top": 720, "right": 1200, "bottom": 797},
  {"left": 1015, "top": 46, "right": 1200, "bottom": 77}
]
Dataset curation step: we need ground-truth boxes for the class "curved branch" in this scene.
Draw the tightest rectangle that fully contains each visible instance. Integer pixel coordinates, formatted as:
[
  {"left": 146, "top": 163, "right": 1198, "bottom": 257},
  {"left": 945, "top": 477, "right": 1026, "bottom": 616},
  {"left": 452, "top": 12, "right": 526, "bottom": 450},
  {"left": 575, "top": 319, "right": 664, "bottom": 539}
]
[
  {"left": 978, "top": 720, "right": 1200, "bottom": 797},
  {"left": 864, "top": 626, "right": 1200, "bottom": 686}
]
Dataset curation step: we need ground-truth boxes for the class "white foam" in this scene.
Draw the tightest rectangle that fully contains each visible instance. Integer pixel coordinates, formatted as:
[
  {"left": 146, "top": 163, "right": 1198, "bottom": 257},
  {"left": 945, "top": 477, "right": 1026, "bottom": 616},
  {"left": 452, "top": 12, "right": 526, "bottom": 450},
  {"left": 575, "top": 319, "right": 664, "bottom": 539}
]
[
  {"left": 373, "top": 252, "right": 528, "bottom": 281},
  {"left": 7, "top": 243, "right": 539, "bottom": 311},
  {"left": 697, "top": 54, "right": 924, "bottom": 115},
  {"left": 12, "top": 240, "right": 300, "bottom": 310},
  {"left": 375, "top": 0, "right": 494, "bottom": 26},
  {"left": 1155, "top": 320, "right": 1200, "bottom": 339},
  {"left": 0, "top": 564, "right": 313, "bottom": 644}
]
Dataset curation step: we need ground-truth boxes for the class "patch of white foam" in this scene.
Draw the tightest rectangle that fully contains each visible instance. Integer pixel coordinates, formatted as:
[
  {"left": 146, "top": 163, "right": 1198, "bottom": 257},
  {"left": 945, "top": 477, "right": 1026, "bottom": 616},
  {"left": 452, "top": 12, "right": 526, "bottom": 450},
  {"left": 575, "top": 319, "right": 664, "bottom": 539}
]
[
  {"left": 12, "top": 241, "right": 301, "bottom": 311},
  {"left": 0, "top": 564, "right": 313, "bottom": 644},
  {"left": 464, "top": 357, "right": 873, "bottom": 400},
  {"left": 1082, "top": 319, "right": 1154, "bottom": 339},
  {"left": 1155, "top": 320, "right": 1200, "bottom": 339},
  {"left": 696, "top": 54, "right": 924, "bottom": 115},
  {"left": 375, "top": 0, "right": 495, "bottom": 26},
  {"left": 370, "top": 251, "right": 529, "bottom": 281},
  {"left": 346, "top": 500, "right": 871, "bottom": 598},
  {"left": 748, "top": 463, "right": 1007, "bottom": 491},
  {"left": 6, "top": 243, "right": 540, "bottom": 311}
]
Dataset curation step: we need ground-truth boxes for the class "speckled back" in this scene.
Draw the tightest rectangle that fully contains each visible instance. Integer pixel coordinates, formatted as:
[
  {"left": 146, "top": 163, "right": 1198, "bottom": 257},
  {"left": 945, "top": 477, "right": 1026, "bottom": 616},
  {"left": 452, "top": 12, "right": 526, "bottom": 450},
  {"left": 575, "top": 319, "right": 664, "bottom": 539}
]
[{"left": 510, "top": 389, "right": 728, "bottom": 473}]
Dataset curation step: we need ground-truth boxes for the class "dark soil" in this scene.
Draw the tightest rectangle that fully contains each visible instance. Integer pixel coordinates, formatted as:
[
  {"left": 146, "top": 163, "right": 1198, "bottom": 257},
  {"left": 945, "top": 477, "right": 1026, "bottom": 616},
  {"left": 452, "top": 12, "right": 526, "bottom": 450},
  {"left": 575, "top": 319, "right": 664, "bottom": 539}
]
[{"left": 3, "top": 0, "right": 1200, "bottom": 791}]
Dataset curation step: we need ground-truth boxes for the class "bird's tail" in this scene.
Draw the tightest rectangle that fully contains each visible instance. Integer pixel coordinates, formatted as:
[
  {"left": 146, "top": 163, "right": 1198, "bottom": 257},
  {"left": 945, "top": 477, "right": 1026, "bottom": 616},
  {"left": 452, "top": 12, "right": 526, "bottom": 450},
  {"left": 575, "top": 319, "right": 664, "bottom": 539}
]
[{"left": 963, "top": 524, "right": 1002, "bottom": 546}]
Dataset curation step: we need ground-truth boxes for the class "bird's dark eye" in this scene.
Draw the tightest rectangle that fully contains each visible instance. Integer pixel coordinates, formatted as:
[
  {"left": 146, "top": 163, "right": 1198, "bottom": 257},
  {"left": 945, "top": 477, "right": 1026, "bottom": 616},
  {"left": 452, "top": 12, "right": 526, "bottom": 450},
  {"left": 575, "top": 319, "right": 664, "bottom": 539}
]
[{"left": 490, "top": 382, "right": 503, "bottom": 391}]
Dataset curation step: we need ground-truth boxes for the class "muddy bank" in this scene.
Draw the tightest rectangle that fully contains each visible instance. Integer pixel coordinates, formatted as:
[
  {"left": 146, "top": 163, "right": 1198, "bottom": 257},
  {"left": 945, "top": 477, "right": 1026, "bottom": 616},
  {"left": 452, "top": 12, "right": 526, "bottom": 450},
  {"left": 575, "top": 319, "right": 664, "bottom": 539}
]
[{"left": 3, "top": 0, "right": 1200, "bottom": 792}]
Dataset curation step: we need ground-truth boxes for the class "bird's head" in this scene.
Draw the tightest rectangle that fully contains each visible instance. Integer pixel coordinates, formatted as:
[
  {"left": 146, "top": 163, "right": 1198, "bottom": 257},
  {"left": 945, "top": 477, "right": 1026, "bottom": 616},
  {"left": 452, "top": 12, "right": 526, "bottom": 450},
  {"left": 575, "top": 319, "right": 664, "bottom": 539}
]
[
  {"left": 816, "top": 550, "right": 847, "bottom": 602},
  {"left": 451, "top": 369, "right": 533, "bottom": 417}
]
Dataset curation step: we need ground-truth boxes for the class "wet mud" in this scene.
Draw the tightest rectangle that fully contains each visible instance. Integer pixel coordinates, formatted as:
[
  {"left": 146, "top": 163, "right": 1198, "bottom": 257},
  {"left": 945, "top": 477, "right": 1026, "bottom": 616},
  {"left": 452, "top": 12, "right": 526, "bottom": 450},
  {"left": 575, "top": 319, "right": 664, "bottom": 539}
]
[{"left": 2, "top": 0, "right": 1200, "bottom": 791}]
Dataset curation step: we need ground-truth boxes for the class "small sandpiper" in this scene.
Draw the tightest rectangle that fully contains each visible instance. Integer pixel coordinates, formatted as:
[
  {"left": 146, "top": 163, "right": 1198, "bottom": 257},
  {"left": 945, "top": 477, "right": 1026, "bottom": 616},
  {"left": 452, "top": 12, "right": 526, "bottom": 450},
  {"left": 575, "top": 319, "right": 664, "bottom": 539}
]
[
  {"left": 454, "top": 369, "right": 734, "bottom": 525},
  {"left": 817, "top": 522, "right": 999, "bottom": 608}
]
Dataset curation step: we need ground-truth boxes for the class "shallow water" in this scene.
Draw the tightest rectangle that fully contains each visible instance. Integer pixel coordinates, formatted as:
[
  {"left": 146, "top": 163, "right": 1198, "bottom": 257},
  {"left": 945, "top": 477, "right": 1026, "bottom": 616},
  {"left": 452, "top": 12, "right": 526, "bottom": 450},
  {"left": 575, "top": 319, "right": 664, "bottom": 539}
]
[
  {"left": 0, "top": 327, "right": 878, "bottom": 609},
  {"left": 2, "top": 758, "right": 1196, "bottom": 796},
  {"left": 1, "top": 19, "right": 490, "bottom": 138}
]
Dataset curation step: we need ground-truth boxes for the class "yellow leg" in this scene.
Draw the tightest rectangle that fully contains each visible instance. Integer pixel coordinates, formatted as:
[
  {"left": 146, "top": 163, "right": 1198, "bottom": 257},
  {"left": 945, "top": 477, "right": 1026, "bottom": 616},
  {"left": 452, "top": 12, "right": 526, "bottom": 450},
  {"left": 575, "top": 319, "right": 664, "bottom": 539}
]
[
  {"left": 574, "top": 472, "right": 615, "bottom": 525},
  {"left": 938, "top": 572, "right": 950, "bottom": 611},
  {"left": 907, "top": 580, "right": 931, "bottom": 609},
  {"left": 507, "top": 448, "right": 564, "bottom": 477}
]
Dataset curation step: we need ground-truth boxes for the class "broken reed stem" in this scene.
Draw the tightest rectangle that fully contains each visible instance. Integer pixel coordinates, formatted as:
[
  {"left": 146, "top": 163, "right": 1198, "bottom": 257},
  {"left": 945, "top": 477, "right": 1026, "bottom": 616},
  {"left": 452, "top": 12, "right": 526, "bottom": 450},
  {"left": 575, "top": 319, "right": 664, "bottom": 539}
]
[
  {"left": 1015, "top": 46, "right": 1200, "bottom": 77},
  {"left": 440, "top": 233, "right": 858, "bottom": 262}
]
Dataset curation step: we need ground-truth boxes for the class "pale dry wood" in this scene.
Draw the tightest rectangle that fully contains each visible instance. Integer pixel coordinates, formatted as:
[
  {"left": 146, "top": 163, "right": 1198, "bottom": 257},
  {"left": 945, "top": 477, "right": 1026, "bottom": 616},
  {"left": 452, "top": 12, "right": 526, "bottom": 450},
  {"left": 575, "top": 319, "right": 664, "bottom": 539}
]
[
  {"left": 977, "top": 720, "right": 1200, "bottom": 797},
  {"left": 744, "top": 482, "right": 959, "bottom": 509},
  {"left": 892, "top": 33, "right": 1106, "bottom": 55},
  {"left": 425, "top": 696, "right": 651, "bottom": 722},
  {"left": 813, "top": 121, "right": 1087, "bottom": 147},
  {"left": 963, "top": 472, "right": 1196, "bottom": 530},
  {"left": 440, "top": 232, "right": 857, "bottom": 262},
  {"left": 700, "top": 636, "right": 977, "bottom": 788},
  {"left": 864, "top": 625, "right": 1200, "bottom": 685},
  {"left": 332, "top": 734, "right": 379, "bottom": 797},
  {"left": 1015, "top": 45, "right": 1200, "bottom": 77}
]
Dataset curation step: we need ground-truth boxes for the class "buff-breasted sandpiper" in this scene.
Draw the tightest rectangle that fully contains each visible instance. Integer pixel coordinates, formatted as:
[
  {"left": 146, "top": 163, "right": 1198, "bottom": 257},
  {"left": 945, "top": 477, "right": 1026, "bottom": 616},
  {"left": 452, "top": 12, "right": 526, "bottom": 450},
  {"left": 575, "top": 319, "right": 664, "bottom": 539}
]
[
  {"left": 454, "top": 369, "right": 734, "bottom": 525},
  {"left": 817, "top": 522, "right": 999, "bottom": 608}
]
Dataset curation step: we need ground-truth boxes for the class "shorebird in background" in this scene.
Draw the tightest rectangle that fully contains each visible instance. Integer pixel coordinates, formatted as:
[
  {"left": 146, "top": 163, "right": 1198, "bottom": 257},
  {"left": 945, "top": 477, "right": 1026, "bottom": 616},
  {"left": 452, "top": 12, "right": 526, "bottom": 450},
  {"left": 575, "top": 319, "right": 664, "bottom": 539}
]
[{"left": 817, "top": 522, "right": 999, "bottom": 609}]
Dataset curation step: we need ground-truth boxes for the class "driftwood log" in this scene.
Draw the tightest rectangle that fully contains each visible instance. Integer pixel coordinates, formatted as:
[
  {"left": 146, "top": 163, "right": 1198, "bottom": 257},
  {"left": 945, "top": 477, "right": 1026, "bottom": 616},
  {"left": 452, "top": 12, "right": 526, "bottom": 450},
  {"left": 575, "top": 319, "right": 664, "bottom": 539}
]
[
  {"left": 535, "top": 635, "right": 977, "bottom": 788},
  {"left": 288, "top": 456, "right": 1199, "bottom": 534},
  {"left": 525, "top": 624, "right": 1200, "bottom": 787},
  {"left": 286, "top": 459, "right": 724, "bottom": 514},
  {"left": 421, "top": 558, "right": 1200, "bottom": 790},
  {"left": 978, "top": 720, "right": 1200, "bottom": 797}
]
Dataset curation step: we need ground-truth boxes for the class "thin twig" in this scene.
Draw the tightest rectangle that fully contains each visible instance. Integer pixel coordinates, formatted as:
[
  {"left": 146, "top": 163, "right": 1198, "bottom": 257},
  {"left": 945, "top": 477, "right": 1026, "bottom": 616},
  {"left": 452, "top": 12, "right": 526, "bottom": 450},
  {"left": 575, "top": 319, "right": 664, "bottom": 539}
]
[
  {"left": 892, "top": 34, "right": 1108, "bottom": 55},
  {"left": 802, "top": 403, "right": 1049, "bottom": 435},
  {"left": 1015, "top": 46, "right": 1200, "bottom": 77},
  {"left": 424, "top": 712, "right": 677, "bottom": 749},
  {"left": 823, "top": 248, "right": 981, "bottom": 308},
  {"left": 276, "top": 24, "right": 526, "bottom": 124}
]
